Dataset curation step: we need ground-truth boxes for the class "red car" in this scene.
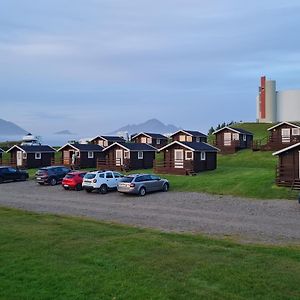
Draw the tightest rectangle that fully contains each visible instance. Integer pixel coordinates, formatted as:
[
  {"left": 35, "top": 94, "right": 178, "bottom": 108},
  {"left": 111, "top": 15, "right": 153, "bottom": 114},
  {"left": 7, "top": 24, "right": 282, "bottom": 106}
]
[{"left": 62, "top": 171, "right": 87, "bottom": 191}]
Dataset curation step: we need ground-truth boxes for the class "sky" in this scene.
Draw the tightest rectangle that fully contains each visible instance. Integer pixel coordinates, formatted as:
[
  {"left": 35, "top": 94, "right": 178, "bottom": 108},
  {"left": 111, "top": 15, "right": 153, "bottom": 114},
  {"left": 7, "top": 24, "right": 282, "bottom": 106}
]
[{"left": 1, "top": 0, "right": 300, "bottom": 136}]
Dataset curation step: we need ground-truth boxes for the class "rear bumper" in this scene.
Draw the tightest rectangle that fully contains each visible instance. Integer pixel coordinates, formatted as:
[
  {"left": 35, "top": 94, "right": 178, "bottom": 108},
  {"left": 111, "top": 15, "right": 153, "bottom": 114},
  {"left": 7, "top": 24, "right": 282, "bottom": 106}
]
[{"left": 117, "top": 187, "right": 138, "bottom": 194}]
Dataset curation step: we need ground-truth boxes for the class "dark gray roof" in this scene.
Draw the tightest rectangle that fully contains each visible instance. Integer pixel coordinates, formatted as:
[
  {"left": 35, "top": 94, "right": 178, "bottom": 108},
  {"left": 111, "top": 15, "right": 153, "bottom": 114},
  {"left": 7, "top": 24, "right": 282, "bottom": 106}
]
[
  {"left": 142, "top": 132, "right": 168, "bottom": 139},
  {"left": 20, "top": 145, "right": 56, "bottom": 153},
  {"left": 230, "top": 127, "right": 253, "bottom": 135},
  {"left": 107, "top": 142, "right": 156, "bottom": 152},
  {"left": 70, "top": 143, "right": 103, "bottom": 152},
  {"left": 101, "top": 136, "right": 125, "bottom": 142},
  {"left": 180, "top": 142, "right": 218, "bottom": 152},
  {"left": 171, "top": 130, "right": 207, "bottom": 137}
]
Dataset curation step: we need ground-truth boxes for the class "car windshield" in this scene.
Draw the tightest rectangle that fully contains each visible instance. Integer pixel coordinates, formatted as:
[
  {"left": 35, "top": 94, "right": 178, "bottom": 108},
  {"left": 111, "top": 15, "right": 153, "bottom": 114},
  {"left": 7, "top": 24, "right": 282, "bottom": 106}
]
[
  {"left": 120, "top": 176, "right": 134, "bottom": 183},
  {"left": 65, "top": 174, "right": 75, "bottom": 179},
  {"left": 84, "top": 173, "right": 96, "bottom": 179}
]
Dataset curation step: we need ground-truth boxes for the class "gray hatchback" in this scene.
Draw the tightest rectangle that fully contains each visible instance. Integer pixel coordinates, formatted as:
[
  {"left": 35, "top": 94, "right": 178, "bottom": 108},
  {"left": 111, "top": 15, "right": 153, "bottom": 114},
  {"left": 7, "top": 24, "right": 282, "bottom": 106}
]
[{"left": 117, "top": 174, "right": 169, "bottom": 196}]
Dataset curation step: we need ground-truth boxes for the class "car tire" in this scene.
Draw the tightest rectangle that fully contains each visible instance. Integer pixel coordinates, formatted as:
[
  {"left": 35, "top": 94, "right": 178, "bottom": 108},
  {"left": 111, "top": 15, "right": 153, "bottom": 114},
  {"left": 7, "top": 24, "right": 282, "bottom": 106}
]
[
  {"left": 38, "top": 182, "right": 44, "bottom": 185},
  {"left": 75, "top": 184, "right": 82, "bottom": 191},
  {"left": 49, "top": 177, "right": 57, "bottom": 186},
  {"left": 63, "top": 186, "right": 69, "bottom": 190},
  {"left": 99, "top": 184, "right": 108, "bottom": 194},
  {"left": 162, "top": 183, "right": 169, "bottom": 192},
  {"left": 85, "top": 189, "right": 92, "bottom": 193},
  {"left": 139, "top": 187, "right": 146, "bottom": 196}
]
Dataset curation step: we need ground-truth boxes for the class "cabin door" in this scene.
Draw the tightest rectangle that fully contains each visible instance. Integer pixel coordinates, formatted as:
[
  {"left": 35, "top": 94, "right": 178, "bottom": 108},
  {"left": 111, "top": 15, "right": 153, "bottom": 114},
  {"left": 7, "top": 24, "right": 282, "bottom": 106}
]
[
  {"left": 174, "top": 149, "right": 184, "bottom": 168},
  {"left": 224, "top": 133, "right": 231, "bottom": 146},
  {"left": 16, "top": 151, "right": 23, "bottom": 166},
  {"left": 115, "top": 150, "right": 123, "bottom": 166},
  {"left": 281, "top": 129, "right": 290, "bottom": 143}
]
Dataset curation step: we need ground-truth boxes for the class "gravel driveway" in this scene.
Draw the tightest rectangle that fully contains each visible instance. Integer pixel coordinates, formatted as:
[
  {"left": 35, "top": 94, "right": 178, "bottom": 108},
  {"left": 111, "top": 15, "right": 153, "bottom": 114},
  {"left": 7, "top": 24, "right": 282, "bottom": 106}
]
[{"left": 1, "top": 180, "right": 300, "bottom": 245}]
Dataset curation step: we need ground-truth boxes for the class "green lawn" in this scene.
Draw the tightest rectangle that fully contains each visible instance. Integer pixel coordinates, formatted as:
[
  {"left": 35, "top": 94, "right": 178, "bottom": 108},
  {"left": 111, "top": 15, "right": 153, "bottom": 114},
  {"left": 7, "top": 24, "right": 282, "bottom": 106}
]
[{"left": 0, "top": 207, "right": 299, "bottom": 299}]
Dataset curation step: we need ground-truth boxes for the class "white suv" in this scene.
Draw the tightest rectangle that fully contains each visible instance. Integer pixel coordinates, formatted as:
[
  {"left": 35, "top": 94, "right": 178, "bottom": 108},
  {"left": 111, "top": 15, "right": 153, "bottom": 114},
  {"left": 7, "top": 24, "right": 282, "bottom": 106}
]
[{"left": 82, "top": 170, "right": 124, "bottom": 194}]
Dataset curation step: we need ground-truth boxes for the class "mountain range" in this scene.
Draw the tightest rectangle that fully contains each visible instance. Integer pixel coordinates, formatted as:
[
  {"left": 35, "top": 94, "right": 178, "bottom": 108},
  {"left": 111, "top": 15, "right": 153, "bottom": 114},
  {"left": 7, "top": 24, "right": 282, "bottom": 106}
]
[
  {"left": 0, "top": 118, "right": 28, "bottom": 135},
  {"left": 108, "top": 119, "right": 180, "bottom": 136}
]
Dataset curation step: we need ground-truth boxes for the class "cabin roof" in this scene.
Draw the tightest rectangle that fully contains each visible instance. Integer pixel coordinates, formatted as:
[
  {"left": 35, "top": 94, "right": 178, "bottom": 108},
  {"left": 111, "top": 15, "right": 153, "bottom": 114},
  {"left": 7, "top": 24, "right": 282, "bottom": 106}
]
[
  {"left": 272, "top": 142, "right": 300, "bottom": 156},
  {"left": 170, "top": 129, "right": 207, "bottom": 138},
  {"left": 58, "top": 143, "right": 103, "bottom": 152},
  {"left": 90, "top": 135, "right": 125, "bottom": 142},
  {"left": 213, "top": 126, "right": 253, "bottom": 135},
  {"left": 0, "top": 148, "right": 4, "bottom": 153},
  {"left": 103, "top": 142, "right": 157, "bottom": 152},
  {"left": 131, "top": 132, "right": 167, "bottom": 139},
  {"left": 267, "top": 121, "right": 300, "bottom": 131},
  {"left": 7, "top": 145, "right": 56, "bottom": 153},
  {"left": 158, "top": 141, "right": 219, "bottom": 152}
]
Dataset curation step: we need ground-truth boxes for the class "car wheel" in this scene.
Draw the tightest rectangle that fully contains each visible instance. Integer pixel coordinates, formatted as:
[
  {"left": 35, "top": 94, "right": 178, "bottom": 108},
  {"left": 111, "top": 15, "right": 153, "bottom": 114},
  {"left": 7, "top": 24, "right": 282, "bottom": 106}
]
[
  {"left": 49, "top": 177, "right": 57, "bottom": 186},
  {"left": 162, "top": 183, "right": 169, "bottom": 192},
  {"left": 75, "top": 184, "right": 82, "bottom": 191},
  {"left": 99, "top": 184, "right": 108, "bottom": 194},
  {"left": 139, "top": 187, "right": 146, "bottom": 196},
  {"left": 85, "top": 189, "right": 92, "bottom": 193},
  {"left": 38, "top": 182, "right": 44, "bottom": 185},
  {"left": 63, "top": 186, "right": 69, "bottom": 190}
]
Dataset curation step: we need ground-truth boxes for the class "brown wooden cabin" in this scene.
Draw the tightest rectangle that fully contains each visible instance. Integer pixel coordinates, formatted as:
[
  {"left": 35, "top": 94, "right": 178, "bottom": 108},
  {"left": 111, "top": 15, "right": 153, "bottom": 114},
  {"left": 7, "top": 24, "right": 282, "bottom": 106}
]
[
  {"left": 273, "top": 142, "right": 300, "bottom": 187},
  {"left": 0, "top": 148, "right": 4, "bottom": 164},
  {"left": 131, "top": 132, "right": 168, "bottom": 149},
  {"left": 213, "top": 126, "right": 253, "bottom": 154},
  {"left": 90, "top": 135, "right": 125, "bottom": 147},
  {"left": 261, "top": 122, "right": 300, "bottom": 151},
  {"left": 6, "top": 145, "right": 56, "bottom": 168},
  {"left": 57, "top": 143, "right": 104, "bottom": 168},
  {"left": 154, "top": 141, "right": 218, "bottom": 175},
  {"left": 170, "top": 130, "right": 207, "bottom": 143},
  {"left": 97, "top": 142, "right": 156, "bottom": 171}
]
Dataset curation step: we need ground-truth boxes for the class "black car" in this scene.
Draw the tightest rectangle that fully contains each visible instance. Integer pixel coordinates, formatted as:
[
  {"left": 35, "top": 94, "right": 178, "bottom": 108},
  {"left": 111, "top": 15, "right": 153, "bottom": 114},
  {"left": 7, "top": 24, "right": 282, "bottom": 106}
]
[
  {"left": 35, "top": 166, "right": 71, "bottom": 186},
  {"left": 0, "top": 166, "right": 29, "bottom": 183}
]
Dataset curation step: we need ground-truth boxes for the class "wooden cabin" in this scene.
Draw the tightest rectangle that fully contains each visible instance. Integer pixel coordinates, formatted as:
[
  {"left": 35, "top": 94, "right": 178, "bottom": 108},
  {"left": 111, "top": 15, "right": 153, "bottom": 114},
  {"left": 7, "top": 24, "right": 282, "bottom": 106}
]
[
  {"left": 0, "top": 148, "right": 3, "bottom": 164},
  {"left": 97, "top": 142, "right": 156, "bottom": 171},
  {"left": 6, "top": 145, "right": 56, "bottom": 168},
  {"left": 213, "top": 126, "right": 253, "bottom": 154},
  {"left": 90, "top": 135, "right": 125, "bottom": 147},
  {"left": 154, "top": 141, "right": 218, "bottom": 175},
  {"left": 273, "top": 143, "right": 300, "bottom": 187},
  {"left": 262, "top": 122, "right": 300, "bottom": 151},
  {"left": 131, "top": 132, "right": 168, "bottom": 148},
  {"left": 57, "top": 143, "right": 104, "bottom": 168},
  {"left": 170, "top": 130, "right": 207, "bottom": 143}
]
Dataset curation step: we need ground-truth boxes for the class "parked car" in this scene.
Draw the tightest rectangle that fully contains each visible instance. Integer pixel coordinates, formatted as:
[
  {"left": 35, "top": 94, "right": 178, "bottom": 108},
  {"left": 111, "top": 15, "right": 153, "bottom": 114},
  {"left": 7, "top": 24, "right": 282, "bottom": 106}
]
[
  {"left": 35, "top": 166, "right": 71, "bottom": 186},
  {"left": 62, "top": 171, "right": 87, "bottom": 191},
  {"left": 82, "top": 170, "right": 124, "bottom": 194},
  {"left": 0, "top": 166, "right": 29, "bottom": 183},
  {"left": 117, "top": 174, "right": 169, "bottom": 196}
]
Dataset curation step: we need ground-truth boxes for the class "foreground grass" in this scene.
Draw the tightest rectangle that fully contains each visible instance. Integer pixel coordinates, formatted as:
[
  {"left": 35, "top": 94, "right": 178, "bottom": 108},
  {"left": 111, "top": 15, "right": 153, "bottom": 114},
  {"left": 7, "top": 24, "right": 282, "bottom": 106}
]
[{"left": 0, "top": 207, "right": 300, "bottom": 299}]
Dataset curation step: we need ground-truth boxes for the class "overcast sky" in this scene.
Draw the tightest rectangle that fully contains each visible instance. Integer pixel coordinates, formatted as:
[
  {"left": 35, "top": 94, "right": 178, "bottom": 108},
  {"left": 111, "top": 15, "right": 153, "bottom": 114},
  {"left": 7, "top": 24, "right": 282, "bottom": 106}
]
[{"left": 1, "top": 0, "right": 300, "bottom": 136}]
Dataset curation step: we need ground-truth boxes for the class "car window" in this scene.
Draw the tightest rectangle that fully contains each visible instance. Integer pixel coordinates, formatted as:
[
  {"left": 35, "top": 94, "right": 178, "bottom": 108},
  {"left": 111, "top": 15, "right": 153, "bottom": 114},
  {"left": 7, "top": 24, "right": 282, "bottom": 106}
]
[
  {"left": 150, "top": 175, "right": 160, "bottom": 181},
  {"left": 85, "top": 173, "right": 96, "bottom": 179},
  {"left": 106, "top": 172, "right": 113, "bottom": 179},
  {"left": 62, "top": 167, "right": 70, "bottom": 173},
  {"left": 135, "top": 175, "right": 148, "bottom": 182},
  {"left": 79, "top": 173, "right": 86, "bottom": 178},
  {"left": 8, "top": 167, "right": 17, "bottom": 173},
  {"left": 98, "top": 173, "right": 105, "bottom": 178},
  {"left": 0, "top": 168, "right": 7, "bottom": 173},
  {"left": 120, "top": 176, "right": 134, "bottom": 183},
  {"left": 113, "top": 172, "right": 121, "bottom": 178}
]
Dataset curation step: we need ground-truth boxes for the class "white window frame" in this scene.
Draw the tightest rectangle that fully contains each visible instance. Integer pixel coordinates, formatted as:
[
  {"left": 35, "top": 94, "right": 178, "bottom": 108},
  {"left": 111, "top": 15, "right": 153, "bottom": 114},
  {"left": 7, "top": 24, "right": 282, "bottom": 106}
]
[
  {"left": 185, "top": 151, "right": 193, "bottom": 160},
  {"left": 88, "top": 151, "right": 94, "bottom": 159},
  {"left": 157, "top": 139, "right": 161, "bottom": 145},
  {"left": 124, "top": 151, "right": 130, "bottom": 159},
  {"left": 75, "top": 151, "right": 80, "bottom": 158},
  {"left": 200, "top": 152, "right": 206, "bottom": 161},
  {"left": 243, "top": 134, "right": 247, "bottom": 141},
  {"left": 147, "top": 137, "right": 152, "bottom": 144},
  {"left": 141, "top": 137, "right": 147, "bottom": 143},
  {"left": 292, "top": 128, "right": 300, "bottom": 136},
  {"left": 186, "top": 136, "right": 193, "bottom": 142},
  {"left": 35, "top": 152, "right": 42, "bottom": 160},
  {"left": 232, "top": 133, "right": 239, "bottom": 141},
  {"left": 179, "top": 135, "right": 186, "bottom": 142},
  {"left": 138, "top": 151, "right": 143, "bottom": 160},
  {"left": 22, "top": 152, "right": 27, "bottom": 159}
]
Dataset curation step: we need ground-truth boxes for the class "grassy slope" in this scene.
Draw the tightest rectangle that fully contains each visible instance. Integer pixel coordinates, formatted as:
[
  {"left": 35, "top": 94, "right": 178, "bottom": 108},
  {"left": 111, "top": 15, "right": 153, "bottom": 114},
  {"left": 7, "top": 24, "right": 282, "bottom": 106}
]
[{"left": 0, "top": 207, "right": 300, "bottom": 300}]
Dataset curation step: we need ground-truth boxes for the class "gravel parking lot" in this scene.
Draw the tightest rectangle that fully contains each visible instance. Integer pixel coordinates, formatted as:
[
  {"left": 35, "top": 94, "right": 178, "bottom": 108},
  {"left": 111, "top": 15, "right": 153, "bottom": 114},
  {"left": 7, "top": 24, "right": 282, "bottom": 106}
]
[{"left": 1, "top": 180, "right": 300, "bottom": 244}]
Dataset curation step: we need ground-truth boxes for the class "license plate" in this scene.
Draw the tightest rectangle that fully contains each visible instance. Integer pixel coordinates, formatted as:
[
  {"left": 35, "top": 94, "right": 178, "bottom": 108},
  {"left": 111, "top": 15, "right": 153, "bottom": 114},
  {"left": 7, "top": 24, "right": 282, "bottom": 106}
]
[
  {"left": 64, "top": 185, "right": 69, "bottom": 187},
  {"left": 37, "top": 177, "right": 41, "bottom": 180}
]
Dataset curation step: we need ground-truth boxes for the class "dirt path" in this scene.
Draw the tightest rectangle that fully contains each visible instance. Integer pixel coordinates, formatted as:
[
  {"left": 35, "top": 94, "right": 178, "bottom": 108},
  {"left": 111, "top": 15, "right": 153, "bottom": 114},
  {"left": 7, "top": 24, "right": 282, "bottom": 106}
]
[{"left": 1, "top": 181, "right": 300, "bottom": 244}]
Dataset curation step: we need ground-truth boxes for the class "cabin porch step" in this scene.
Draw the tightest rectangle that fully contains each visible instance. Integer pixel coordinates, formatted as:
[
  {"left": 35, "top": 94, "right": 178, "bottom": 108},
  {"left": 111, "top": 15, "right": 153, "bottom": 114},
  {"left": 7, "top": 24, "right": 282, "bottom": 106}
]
[
  {"left": 291, "top": 179, "right": 300, "bottom": 190},
  {"left": 186, "top": 169, "right": 197, "bottom": 176}
]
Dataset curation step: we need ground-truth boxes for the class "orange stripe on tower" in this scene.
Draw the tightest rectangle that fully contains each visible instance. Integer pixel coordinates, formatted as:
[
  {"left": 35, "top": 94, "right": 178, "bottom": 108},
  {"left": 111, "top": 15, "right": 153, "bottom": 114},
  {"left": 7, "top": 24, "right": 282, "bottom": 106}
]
[{"left": 260, "top": 76, "right": 266, "bottom": 119}]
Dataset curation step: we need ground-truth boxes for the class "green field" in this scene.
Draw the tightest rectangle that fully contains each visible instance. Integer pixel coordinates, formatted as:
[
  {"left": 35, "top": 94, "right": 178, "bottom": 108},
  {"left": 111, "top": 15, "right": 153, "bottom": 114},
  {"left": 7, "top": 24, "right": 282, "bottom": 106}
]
[{"left": 0, "top": 207, "right": 300, "bottom": 300}]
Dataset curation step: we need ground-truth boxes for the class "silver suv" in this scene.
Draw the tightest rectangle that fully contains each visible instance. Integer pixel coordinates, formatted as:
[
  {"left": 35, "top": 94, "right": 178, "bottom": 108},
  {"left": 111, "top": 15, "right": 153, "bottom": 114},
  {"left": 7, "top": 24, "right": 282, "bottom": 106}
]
[
  {"left": 117, "top": 174, "right": 169, "bottom": 196},
  {"left": 82, "top": 170, "right": 124, "bottom": 194}
]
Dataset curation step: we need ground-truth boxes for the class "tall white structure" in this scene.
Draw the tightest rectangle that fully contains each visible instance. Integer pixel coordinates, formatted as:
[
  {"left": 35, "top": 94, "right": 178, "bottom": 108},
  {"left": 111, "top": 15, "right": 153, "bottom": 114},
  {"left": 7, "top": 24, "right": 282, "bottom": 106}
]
[{"left": 257, "top": 76, "right": 300, "bottom": 123}]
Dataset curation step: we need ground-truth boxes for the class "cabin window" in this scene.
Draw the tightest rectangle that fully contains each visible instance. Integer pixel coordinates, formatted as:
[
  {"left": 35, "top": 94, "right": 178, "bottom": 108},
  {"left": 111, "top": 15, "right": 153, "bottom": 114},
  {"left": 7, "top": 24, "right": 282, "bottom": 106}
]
[
  {"left": 292, "top": 128, "right": 300, "bottom": 135},
  {"left": 88, "top": 151, "right": 94, "bottom": 159},
  {"left": 147, "top": 137, "right": 152, "bottom": 144},
  {"left": 35, "top": 152, "right": 41, "bottom": 160},
  {"left": 104, "top": 141, "right": 108, "bottom": 147},
  {"left": 179, "top": 135, "right": 186, "bottom": 142},
  {"left": 157, "top": 139, "right": 161, "bottom": 145},
  {"left": 200, "top": 152, "right": 206, "bottom": 161},
  {"left": 232, "top": 133, "right": 239, "bottom": 141},
  {"left": 186, "top": 136, "right": 192, "bottom": 142},
  {"left": 76, "top": 151, "right": 80, "bottom": 158},
  {"left": 124, "top": 151, "right": 130, "bottom": 159},
  {"left": 185, "top": 151, "right": 193, "bottom": 160},
  {"left": 141, "top": 137, "right": 147, "bottom": 143},
  {"left": 138, "top": 151, "right": 143, "bottom": 159},
  {"left": 22, "top": 152, "right": 27, "bottom": 159},
  {"left": 196, "top": 137, "right": 200, "bottom": 143},
  {"left": 98, "top": 140, "right": 104, "bottom": 146},
  {"left": 243, "top": 134, "right": 247, "bottom": 141}
]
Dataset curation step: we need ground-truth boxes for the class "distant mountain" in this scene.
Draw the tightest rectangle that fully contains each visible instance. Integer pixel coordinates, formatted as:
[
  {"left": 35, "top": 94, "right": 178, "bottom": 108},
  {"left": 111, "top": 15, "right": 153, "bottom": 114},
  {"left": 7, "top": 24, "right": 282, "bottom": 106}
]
[
  {"left": 108, "top": 118, "right": 180, "bottom": 136},
  {"left": 54, "top": 130, "right": 75, "bottom": 135},
  {"left": 0, "top": 118, "right": 28, "bottom": 135}
]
